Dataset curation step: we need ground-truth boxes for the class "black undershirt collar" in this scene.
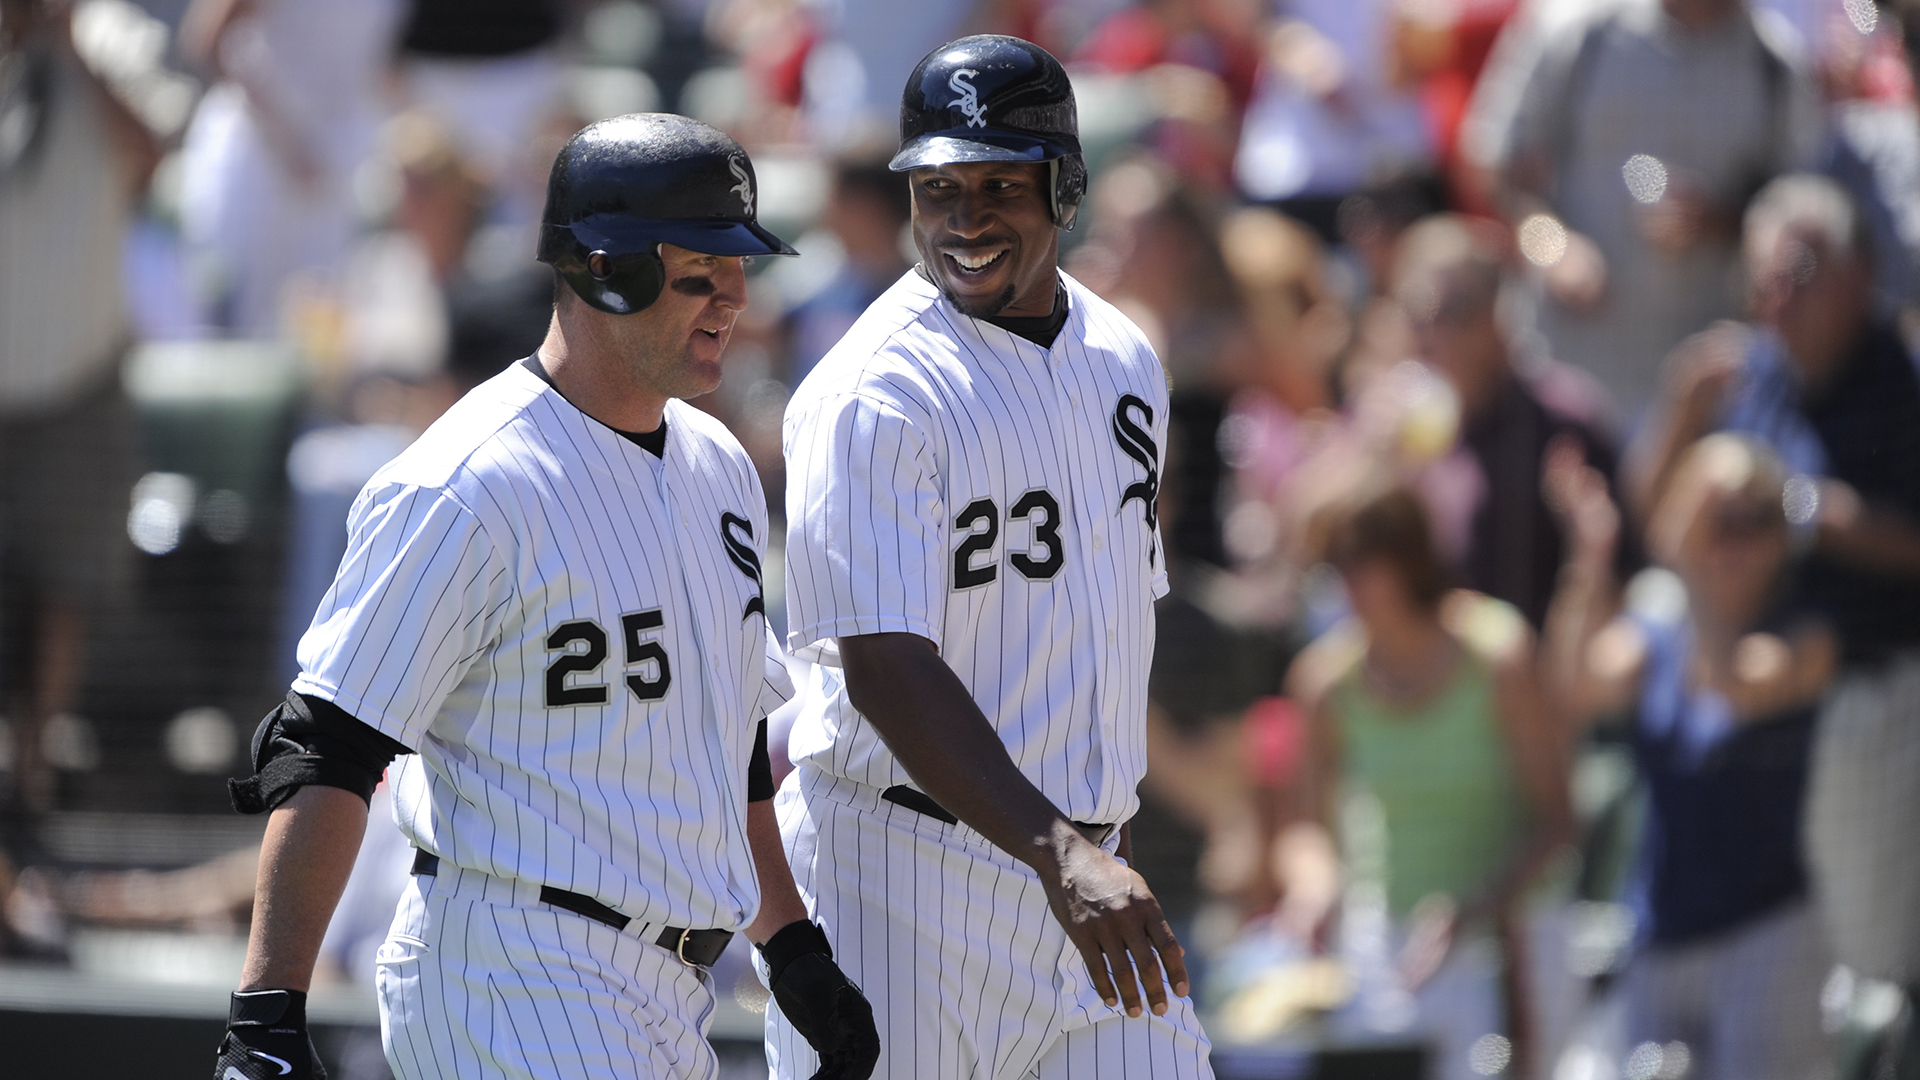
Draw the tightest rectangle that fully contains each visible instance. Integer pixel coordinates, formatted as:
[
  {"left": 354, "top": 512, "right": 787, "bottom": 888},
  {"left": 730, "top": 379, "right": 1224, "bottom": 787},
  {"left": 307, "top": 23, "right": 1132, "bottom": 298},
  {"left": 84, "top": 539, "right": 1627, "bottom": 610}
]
[
  {"left": 521, "top": 355, "right": 668, "bottom": 458},
  {"left": 979, "top": 284, "right": 1070, "bottom": 350}
]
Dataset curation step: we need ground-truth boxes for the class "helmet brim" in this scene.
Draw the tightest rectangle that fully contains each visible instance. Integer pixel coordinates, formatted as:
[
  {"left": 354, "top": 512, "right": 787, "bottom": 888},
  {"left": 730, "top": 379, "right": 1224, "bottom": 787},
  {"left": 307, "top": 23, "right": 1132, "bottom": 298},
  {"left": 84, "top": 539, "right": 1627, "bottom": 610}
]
[
  {"left": 562, "top": 215, "right": 799, "bottom": 258},
  {"left": 889, "top": 132, "right": 1080, "bottom": 172}
]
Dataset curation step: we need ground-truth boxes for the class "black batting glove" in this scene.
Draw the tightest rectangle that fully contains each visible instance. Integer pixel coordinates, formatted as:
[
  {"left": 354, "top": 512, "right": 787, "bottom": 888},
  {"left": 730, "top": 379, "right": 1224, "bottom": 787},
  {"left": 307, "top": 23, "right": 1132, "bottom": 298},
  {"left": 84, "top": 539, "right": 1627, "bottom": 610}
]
[
  {"left": 215, "top": 989, "right": 327, "bottom": 1080},
  {"left": 760, "top": 920, "right": 880, "bottom": 1080}
]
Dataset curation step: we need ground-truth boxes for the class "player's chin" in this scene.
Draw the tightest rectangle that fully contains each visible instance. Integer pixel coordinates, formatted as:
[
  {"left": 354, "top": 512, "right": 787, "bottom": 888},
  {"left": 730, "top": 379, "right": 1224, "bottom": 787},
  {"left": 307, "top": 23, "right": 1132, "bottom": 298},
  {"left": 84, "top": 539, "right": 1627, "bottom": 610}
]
[
  {"left": 939, "top": 272, "right": 1020, "bottom": 318},
  {"left": 673, "top": 358, "right": 725, "bottom": 399}
]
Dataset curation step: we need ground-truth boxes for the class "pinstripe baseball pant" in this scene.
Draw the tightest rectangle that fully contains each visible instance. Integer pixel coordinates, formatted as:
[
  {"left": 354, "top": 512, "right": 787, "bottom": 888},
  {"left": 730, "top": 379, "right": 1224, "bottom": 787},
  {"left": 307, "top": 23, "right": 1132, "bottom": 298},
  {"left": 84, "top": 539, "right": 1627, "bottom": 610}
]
[
  {"left": 375, "top": 866, "right": 721, "bottom": 1080},
  {"left": 767, "top": 767, "right": 1215, "bottom": 1080}
]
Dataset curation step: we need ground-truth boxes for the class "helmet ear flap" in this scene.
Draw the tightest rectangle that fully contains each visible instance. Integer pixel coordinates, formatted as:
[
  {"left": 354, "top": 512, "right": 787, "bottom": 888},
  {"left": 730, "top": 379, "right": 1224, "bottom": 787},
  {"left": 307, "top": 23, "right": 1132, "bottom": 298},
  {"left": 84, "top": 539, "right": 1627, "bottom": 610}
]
[
  {"left": 599, "top": 249, "right": 666, "bottom": 313},
  {"left": 548, "top": 236, "right": 666, "bottom": 314},
  {"left": 1051, "top": 155, "right": 1087, "bottom": 230}
]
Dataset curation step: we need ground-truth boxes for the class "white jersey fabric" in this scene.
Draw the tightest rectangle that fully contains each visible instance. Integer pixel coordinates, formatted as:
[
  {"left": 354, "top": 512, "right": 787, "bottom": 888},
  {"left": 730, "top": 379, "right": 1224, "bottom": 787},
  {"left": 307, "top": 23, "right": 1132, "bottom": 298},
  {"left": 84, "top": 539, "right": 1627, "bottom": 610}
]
[
  {"left": 376, "top": 865, "right": 725, "bottom": 1080},
  {"left": 773, "top": 269, "right": 1213, "bottom": 1078},
  {"left": 782, "top": 269, "right": 1170, "bottom": 827},
  {"left": 294, "top": 360, "right": 790, "bottom": 935},
  {"left": 766, "top": 778, "right": 1213, "bottom": 1080}
]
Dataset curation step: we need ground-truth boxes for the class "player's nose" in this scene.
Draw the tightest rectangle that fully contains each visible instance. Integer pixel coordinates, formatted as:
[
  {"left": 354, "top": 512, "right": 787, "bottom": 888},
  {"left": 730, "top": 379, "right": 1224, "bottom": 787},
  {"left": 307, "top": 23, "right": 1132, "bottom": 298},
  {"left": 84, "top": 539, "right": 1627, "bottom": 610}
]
[
  {"left": 941, "top": 192, "right": 998, "bottom": 239},
  {"left": 710, "top": 257, "right": 748, "bottom": 312}
]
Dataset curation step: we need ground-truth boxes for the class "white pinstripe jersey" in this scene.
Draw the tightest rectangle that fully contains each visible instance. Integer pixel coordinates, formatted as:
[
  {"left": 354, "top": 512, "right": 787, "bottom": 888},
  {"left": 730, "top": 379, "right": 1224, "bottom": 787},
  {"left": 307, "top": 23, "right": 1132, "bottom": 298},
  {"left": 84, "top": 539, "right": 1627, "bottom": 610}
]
[
  {"left": 293, "top": 362, "right": 791, "bottom": 933},
  {"left": 782, "top": 269, "right": 1170, "bottom": 826}
]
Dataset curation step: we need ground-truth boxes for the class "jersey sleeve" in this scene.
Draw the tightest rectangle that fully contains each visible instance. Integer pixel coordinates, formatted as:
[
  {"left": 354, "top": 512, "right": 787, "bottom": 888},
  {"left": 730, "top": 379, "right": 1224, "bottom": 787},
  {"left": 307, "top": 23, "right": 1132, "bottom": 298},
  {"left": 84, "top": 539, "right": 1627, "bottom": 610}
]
[
  {"left": 783, "top": 390, "right": 946, "bottom": 665},
  {"left": 754, "top": 623, "right": 795, "bottom": 724},
  {"left": 735, "top": 436, "right": 794, "bottom": 725},
  {"left": 292, "top": 482, "right": 512, "bottom": 749}
]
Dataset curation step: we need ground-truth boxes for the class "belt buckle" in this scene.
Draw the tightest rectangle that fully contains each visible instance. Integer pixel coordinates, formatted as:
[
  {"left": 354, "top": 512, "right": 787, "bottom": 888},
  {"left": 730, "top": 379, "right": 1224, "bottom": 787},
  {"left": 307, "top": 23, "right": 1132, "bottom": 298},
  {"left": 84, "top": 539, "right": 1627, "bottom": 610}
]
[{"left": 671, "top": 927, "right": 698, "bottom": 968}]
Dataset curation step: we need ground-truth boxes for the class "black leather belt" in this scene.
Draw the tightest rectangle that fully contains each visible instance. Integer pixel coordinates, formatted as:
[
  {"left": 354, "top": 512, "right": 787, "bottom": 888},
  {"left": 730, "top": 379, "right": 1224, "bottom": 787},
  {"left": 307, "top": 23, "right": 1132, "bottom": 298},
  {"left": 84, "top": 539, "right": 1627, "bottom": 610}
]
[
  {"left": 879, "top": 785, "right": 1113, "bottom": 843},
  {"left": 410, "top": 850, "right": 732, "bottom": 967}
]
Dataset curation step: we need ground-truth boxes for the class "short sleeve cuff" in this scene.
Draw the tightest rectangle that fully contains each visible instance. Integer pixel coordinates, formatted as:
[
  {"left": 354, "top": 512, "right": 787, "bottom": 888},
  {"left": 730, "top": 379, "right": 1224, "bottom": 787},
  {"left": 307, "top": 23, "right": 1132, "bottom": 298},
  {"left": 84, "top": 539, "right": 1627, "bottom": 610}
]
[
  {"left": 289, "top": 675, "right": 418, "bottom": 750},
  {"left": 786, "top": 614, "right": 942, "bottom": 666}
]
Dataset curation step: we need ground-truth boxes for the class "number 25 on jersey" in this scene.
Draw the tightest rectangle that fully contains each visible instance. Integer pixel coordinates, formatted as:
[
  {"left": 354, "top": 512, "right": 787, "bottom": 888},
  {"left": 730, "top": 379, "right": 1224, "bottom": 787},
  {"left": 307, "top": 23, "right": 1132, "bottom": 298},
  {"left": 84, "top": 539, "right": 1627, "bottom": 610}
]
[{"left": 543, "top": 609, "right": 671, "bottom": 708}]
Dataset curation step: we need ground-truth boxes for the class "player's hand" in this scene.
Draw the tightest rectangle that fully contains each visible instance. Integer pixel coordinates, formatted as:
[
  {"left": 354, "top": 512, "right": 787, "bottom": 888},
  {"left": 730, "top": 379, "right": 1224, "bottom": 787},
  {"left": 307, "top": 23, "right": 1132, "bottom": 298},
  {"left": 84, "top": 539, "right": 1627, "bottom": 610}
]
[
  {"left": 1040, "top": 829, "right": 1190, "bottom": 1019},
  {"left": 761, "top": 921, "right": 880, "bottom": 1080},
  {"left": 215, "top": 989, "right": 327, "bottom": 1079}
]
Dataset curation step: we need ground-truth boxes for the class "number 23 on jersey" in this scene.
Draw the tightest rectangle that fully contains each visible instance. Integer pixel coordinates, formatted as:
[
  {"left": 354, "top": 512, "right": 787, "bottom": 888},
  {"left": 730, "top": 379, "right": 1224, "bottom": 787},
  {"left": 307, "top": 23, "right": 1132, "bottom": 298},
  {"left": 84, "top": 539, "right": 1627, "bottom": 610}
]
[{"left": 951, "top": 490, "right": 1065, "bottom": 589}]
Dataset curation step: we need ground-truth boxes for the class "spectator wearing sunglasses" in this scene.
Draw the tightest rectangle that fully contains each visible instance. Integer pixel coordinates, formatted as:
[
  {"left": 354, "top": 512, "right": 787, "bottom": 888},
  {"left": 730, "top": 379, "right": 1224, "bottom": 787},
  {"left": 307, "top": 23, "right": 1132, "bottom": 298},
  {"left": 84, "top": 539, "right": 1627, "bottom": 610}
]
[
  {"left": 1627, "top": 173, "right": 1920, "bottom": 667},
  {"left": 1625, "top": 171, "right": 1920, "bottom": 1053}
]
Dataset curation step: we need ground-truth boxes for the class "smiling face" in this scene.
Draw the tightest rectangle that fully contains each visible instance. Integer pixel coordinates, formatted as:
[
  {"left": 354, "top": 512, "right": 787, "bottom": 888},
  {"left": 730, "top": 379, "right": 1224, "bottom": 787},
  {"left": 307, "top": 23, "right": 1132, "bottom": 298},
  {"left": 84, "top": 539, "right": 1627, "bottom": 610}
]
[
  {"left": 908, "top": 160, "right": 1061, "bottom": 318},
  {"left": 599, "top": 242, "right": 748, "bottom": 402}
]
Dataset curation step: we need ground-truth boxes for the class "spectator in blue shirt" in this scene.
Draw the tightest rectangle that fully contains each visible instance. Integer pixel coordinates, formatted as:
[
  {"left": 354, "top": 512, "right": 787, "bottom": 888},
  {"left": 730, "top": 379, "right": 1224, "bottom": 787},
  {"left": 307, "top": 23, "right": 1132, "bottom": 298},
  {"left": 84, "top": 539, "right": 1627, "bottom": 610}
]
[
  {"left": 1627, "top": 174, "right": 1920, "bottom": 665},
  {"left": 1545, "top": 433, "right": 1839, "bottom": 1080},
  {"left": 1625, "top": 173, "right": 1920, "bottom": 1056}
]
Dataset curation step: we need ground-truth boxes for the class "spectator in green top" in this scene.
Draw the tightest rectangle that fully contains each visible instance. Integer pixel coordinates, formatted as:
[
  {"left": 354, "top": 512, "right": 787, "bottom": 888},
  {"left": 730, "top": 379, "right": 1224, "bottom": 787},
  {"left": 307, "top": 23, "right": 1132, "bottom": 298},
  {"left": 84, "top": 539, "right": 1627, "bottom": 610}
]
[{"left": 1284, "top": 480, "right": 1571, "bottom": 1080}]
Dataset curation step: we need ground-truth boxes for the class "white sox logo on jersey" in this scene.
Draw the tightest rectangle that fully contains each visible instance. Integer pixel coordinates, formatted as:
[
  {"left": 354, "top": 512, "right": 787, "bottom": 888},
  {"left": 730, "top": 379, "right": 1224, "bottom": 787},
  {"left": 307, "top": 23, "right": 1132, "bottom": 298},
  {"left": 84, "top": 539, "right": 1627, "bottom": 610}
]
[
  {"left": 1112, "top": 394, "right": 1159, "bottom": 560},
  {"left": 721, "top": 512, "right": 766, "bottom": 620},
  {"left": 728, "top": 154, "right": 754, "bottom": 215},
  {"left": 948, "top": 69, "right": 988, "bottom": 128}
]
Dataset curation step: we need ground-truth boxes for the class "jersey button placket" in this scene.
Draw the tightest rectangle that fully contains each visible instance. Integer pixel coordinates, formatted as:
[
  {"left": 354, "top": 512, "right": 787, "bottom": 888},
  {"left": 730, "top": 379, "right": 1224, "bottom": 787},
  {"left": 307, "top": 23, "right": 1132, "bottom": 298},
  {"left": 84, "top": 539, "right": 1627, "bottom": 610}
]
[{"left": 1053, "top": 341, "right": 1118, "bottom": 793}]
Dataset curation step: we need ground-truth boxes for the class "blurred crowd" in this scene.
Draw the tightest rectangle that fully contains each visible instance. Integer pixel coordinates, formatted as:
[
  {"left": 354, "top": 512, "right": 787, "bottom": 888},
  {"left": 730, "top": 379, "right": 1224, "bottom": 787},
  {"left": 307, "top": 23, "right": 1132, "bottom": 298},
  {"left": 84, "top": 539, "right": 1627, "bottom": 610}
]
[{"left": 3, "top": 0, "right": 1920, "bottom": 1078}]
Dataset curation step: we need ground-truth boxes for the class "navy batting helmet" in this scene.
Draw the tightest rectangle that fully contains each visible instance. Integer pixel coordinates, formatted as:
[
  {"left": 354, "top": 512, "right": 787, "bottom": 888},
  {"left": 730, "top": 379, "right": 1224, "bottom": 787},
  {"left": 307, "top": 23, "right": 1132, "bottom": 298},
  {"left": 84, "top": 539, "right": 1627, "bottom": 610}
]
[
  {"left": 537, "top": 113, "right": 797, "bottom": 315},
  {"left": 890, "top": 35, "right": 1087, "bottom": 229}
]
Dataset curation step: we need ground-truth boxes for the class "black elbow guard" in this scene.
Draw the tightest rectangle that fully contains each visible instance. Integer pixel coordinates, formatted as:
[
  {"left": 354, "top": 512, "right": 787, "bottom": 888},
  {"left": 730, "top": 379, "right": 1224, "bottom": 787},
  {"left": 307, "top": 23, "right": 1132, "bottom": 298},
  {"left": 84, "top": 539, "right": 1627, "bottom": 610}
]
[
  {"left": 748, "top": 718, "right": 775, "bottom": 802},
  {"left": 228, "top": 692, "right": 410, "bottom": 814}
]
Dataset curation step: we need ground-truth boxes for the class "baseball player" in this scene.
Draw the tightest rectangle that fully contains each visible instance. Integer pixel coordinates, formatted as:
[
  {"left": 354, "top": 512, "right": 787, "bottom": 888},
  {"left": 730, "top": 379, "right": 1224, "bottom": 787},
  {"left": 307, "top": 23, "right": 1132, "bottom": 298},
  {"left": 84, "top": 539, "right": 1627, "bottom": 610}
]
[
  {"left": 212, "top": 114, "right": 879, "bottom": 1080},
  {"left": 772, "top": 36, "right": 1215, "bottom": 1079}
]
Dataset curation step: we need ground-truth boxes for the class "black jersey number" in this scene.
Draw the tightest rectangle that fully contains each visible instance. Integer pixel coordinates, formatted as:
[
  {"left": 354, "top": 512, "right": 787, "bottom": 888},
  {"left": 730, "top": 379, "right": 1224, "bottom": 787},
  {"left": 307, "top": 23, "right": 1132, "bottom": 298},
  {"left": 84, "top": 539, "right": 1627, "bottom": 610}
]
[
  {"left": 952, "top": 498, "right": 1000, "bottom": 589},
  {"left": 543, "top": 609, "right": 671, "bottom": 707},
  {"left": 1008, "top": 489, "right": 1064, "bottom": 580},
  {"left": 544, "top": 621, "right": 610, "bottom": 707},
  {"left": 951, "top": 489, "right": 1064, "bottom": 590},
  {"left": 621, "top": 609, "right": 672, "bottom": 701}
]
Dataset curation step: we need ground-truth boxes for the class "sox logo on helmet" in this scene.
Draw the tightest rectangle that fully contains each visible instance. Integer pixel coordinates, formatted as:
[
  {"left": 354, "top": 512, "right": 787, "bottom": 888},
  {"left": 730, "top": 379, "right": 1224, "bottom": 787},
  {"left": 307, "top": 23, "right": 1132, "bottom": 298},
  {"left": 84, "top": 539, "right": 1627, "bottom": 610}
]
[{"left": 947, "top": 68, "right": 988, "bottom": 128}]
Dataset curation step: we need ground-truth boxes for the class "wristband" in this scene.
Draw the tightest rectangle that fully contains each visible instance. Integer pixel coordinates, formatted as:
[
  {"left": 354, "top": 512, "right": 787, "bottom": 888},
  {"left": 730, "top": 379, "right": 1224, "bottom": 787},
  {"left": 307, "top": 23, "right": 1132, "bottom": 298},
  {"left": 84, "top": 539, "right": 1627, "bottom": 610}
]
[
  {"left": 228, "top": 988, "right": 308, "bottom": 1030},
  {"left": 756, "top": 919, "right": 831, "bottom": 988}
]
